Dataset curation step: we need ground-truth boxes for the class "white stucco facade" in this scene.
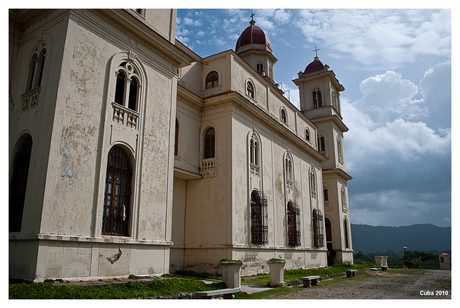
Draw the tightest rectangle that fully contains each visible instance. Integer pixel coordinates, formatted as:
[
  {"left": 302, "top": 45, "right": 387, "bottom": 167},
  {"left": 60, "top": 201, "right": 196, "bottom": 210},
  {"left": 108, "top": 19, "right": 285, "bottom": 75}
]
[{"left": 9, "top": 9, "right": 353, "bottom": 282}]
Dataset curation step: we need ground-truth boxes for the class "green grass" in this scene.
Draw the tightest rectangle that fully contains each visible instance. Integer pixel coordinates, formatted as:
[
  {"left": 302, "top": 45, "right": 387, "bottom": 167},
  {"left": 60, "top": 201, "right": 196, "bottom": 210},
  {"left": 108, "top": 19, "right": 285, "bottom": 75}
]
[
  {"left": 241, "top": 263, "right": 375, "bottom": 286},
  {"left": 9, "top": 278, "right": 226, "bottom": 299}
]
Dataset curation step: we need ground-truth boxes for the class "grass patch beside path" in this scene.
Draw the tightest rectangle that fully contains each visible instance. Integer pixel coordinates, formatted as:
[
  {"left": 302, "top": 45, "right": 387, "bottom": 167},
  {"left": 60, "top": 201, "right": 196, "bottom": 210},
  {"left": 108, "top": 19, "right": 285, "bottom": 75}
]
[
  {"left": 241, "top": 263, "right": 375, "bottom": 286},
  {"left": 9, "top": 278, "right": 226, "bottom": 299}
]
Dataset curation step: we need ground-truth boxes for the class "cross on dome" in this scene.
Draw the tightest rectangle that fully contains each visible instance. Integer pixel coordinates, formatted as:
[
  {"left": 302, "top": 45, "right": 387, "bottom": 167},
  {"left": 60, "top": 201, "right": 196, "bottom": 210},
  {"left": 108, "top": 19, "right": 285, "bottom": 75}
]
[
  {"left": 250, "top": 10, "right": 256, "bottom": 25},
  {"left": 313, "top": 45, "right": 320, "bottom": 58}
]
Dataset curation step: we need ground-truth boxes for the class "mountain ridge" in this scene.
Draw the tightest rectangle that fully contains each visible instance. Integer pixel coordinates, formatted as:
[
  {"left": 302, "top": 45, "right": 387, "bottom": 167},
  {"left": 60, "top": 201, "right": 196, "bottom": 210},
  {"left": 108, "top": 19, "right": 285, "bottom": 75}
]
[{"left": 351, "top": 223, "right": 451, "bottom": 252}]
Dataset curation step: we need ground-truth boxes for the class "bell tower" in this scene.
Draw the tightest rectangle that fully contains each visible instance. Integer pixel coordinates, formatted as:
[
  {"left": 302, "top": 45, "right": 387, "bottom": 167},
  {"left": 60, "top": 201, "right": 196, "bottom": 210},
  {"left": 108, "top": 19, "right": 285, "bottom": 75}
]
[{"left": 293, "top": 49, "right": 353, "bottom": 265}]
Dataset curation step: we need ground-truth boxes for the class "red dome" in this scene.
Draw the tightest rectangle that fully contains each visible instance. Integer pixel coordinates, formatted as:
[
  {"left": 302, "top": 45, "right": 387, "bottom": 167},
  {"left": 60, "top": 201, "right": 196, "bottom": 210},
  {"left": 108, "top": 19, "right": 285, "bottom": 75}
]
[
  {"left": 235, "top": 21, "right": 272, "bottom": 53},
  {"left": 304, "top": 57, "right": 324, "bottom": 74}
]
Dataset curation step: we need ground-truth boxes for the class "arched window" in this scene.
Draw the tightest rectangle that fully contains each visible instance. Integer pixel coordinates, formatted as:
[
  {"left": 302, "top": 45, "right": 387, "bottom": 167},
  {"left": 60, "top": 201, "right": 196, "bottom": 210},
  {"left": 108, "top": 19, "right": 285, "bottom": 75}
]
[
  {"left": 325, "top": 217, "right": 332, "bottom": 242},
  {"left": 337, "top": 138, "right": 344, "bottom": 164},
  {"left": 313, "top": 88, "right": 322, "bottom": 108},
  {"left": 318, "top": 135, "right": 325, "bottom": 153},
  {"left": 281, "top": 108, "right": 287, "bottom": 123},
  {"left": 9, "top": 134, "right": 33, "bottom": 232},
  {"left": 305, "top": 128, "right": 310, "bottom": 141},
  {"left": 341, "top": 186, "right": 347, "bottom": 213},
  {"left": 174, "top": 118, "right": 179, "bottom": 156},
  {"left": 246, "top": 81, "right": 254, "bottom": 98},
  {"left": 287, "top": 201, "right": 300, "bottom": 247},
  {"left": 251, "top": 191, "right": 263, "bottom": 245},
  {"left": 250, "top": 137, "right": 259, "bottom": 166},
  {"left": 26, "top": 48, "right": 46, "bottom": 92},
  {"left": 256, "top": 62, "right": 264, "bottom": 73},
  {"left": 102, "top": 146, "right": 133, "bottom": 236},
  {"left": 310, "top": 167, "right": 317, "bottom": 198},
  {"left": 313, "top": 209, "right": 324, "bottom": 247},
  {"left": 204, "top": 127, "right": 215, "bottom": 159},
  {"left": 324, "top": 188, "right": 329, "bottom": 207},
  {"left": 285, "top": 155, "right": 292, "bottom": 182},
  {"left": 114, "top": 62, "right": 140, "bottom": 111},
  {"left": 344, "top": 217, "right": 350, "bottom": 249},
  {"left": 206, "top": 71, "right": 219, "bottom": 89}
]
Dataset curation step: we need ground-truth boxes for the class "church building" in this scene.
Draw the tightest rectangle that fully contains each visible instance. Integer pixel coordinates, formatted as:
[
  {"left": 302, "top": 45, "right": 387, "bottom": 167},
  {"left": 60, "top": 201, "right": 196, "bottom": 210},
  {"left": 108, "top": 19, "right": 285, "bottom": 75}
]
[{"left": 9, "top": 9, "right": 353, "bottom": 281}]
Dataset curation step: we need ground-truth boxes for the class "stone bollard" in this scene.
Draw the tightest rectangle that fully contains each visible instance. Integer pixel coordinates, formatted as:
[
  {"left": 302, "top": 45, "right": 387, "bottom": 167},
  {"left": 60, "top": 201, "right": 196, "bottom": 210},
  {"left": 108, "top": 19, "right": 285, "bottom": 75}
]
[
  {"left": 374, "top": 256, "right": 388, "bottom": 269},
  {"left": 219, "top": 260, "right": 243, "bottom": 289},
  {"left": 267, "top": 260, "right": 286, "bottom": 287}
]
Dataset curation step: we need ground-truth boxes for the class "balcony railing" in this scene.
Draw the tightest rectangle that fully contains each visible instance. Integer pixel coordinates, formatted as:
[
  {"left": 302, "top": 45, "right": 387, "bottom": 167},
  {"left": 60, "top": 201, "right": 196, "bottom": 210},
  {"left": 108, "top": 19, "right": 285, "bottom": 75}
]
[
  {"left": 21, "top": 88, "right": 40, "bottom": 112},
  {"left": 112, "top": 102, "right": 139, "bottom": 129},
  {"left": 201, "top": 158, "right": 215, "bottom": 176}
]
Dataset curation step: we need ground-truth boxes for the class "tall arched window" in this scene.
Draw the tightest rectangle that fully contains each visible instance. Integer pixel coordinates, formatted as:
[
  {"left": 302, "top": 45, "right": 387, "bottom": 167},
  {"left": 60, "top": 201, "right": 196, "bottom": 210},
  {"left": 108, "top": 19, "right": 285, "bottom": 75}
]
[
  {"left": 251, "top": 191, "right": 263, "bottom": 245},
  {"left": 250, "top": 137, "right": 259, "bottom": 166},
  {"left": 26, "top": 48, "right": 46, "bottom": 92},
  {"left": 246, "top": 81, "right": 254, "bottom": 98},
  {"left": 285, "top": 155, "right": 292, "bottom": 182},
  {"left": 287, "top": 201, "right": 300, "bottom": 247},
  {"left": 9, "top": 134, "right": 33, "bottom": 232},
  {"left": 174, "top": 118, "right": 179, "bottom": 156},
  {"left": 310, "top": 167, "right": 317, "bottom": 198},
  {"left": 102, "top": 146, "right": 133, "bottom": 236},
  {"left": 313, "top": 209, "right": 324, "bottom": 247},
  {"left": 204, "top": 127, "right": 215, "bottom": 159},
  {"left": 344, "top": 217, "right": 350, "bottom": 249},
  {"left": 324, "top": 188, "right": 329, "bottom": 207},
  {"left": 337, "top": 138, "right": 344, "bottom": 164},
  {"left": 114, "top": 62, "right": 140, "bottom": 111},
  {"left": 305, "top": 128, "right": 310, "bottom": 141},
  {"left": 325, "top": 217, "right": 332, "bottom": 242},
  {"left": 313, "top": 88, "right": 322, "bottom": 108},
  {"left": 206, "top": 71, "right": 219, "bottom": 89},
  {"left": 341, "top": 186, "right": 347, "bottom": 213}
]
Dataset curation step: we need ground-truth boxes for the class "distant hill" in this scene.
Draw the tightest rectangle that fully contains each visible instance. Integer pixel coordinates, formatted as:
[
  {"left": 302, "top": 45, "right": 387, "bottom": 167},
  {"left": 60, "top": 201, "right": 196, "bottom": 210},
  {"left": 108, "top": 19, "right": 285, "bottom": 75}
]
[{"left": 351, "top": 223, "right": 451, "bottom": 253}]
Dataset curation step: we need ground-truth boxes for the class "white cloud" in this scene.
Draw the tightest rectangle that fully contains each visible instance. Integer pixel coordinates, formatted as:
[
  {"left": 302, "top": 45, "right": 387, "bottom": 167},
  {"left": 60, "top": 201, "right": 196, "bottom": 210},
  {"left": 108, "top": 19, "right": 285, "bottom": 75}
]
[
  {"left": 274, "top": 9, "right": 291, "bottom": 23},
  {"left": 343, "top": 66, "right": 450, "bottom": 168},
  {"left": 294, "top": 9, "right": 451, "bottom": 70},
  {"left": 197, "top": 30, "right": 205, "bottom": 37},
  {"left": 183, "top": 17, "right": 202, "bottom": 27}
]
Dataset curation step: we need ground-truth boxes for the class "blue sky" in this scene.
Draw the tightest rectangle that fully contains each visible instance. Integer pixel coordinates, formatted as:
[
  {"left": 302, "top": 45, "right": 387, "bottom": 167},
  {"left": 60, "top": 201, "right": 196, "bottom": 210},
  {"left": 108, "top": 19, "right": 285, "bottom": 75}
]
[{"left": 175, "top": 7, "right": 452, "bottom": 227}]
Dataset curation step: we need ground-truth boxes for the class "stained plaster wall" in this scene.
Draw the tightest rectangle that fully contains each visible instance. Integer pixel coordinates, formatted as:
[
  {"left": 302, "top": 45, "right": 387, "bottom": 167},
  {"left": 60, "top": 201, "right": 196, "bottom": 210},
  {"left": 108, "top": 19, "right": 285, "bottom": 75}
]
[
  {"left": 9, "top": 9, "right": 180, "bottom": 280},
  {"left": 231, "top": 103, "right": 327, "bottom": 274}
]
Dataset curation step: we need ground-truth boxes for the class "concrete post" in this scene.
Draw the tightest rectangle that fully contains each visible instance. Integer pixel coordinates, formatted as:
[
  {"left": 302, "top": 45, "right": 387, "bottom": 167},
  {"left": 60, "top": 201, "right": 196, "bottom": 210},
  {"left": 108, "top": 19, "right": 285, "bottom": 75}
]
[
  {"left": 267, "top": 260, "right": 286, "bottom": 287},
  {"left": 220, "top": 261, "right": 243, "bottom": 288}
]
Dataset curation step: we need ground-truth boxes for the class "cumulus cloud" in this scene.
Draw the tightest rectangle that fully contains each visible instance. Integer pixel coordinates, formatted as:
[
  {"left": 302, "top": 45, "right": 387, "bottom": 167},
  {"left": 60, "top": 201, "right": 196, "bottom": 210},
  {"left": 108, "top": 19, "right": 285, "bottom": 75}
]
[
  {"left": 294, "top": 9, "right": 451, "bottom": 70},
  {"left": 342, "top": 63, "right": 451, "bottom": 227}
]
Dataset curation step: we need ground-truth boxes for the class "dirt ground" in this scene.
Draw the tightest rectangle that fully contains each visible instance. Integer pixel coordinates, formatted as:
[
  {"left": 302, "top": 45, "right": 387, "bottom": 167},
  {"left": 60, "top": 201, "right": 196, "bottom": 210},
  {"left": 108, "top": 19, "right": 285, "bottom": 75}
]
[{"left": 276, "top": 269, "right": 452, "bottom": 299}]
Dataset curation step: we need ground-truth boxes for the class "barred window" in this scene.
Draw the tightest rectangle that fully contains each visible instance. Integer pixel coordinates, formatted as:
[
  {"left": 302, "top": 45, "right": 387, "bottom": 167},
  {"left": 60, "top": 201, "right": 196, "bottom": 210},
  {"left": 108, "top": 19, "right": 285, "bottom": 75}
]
[
  {"left": 251, "top": 191, "right": 263, "bottom": 245},
  {"left": 313, "top": 209, "right": 324, "bottom": 247},
  {"left": 9, "top": 135, "right": 33, "bottom": 232},
  {"left": 287, "top": 201, "right": 300, "bottom": 247},
  {"left": 102, "top": 146, "right": 132, "bottom": 236}
]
